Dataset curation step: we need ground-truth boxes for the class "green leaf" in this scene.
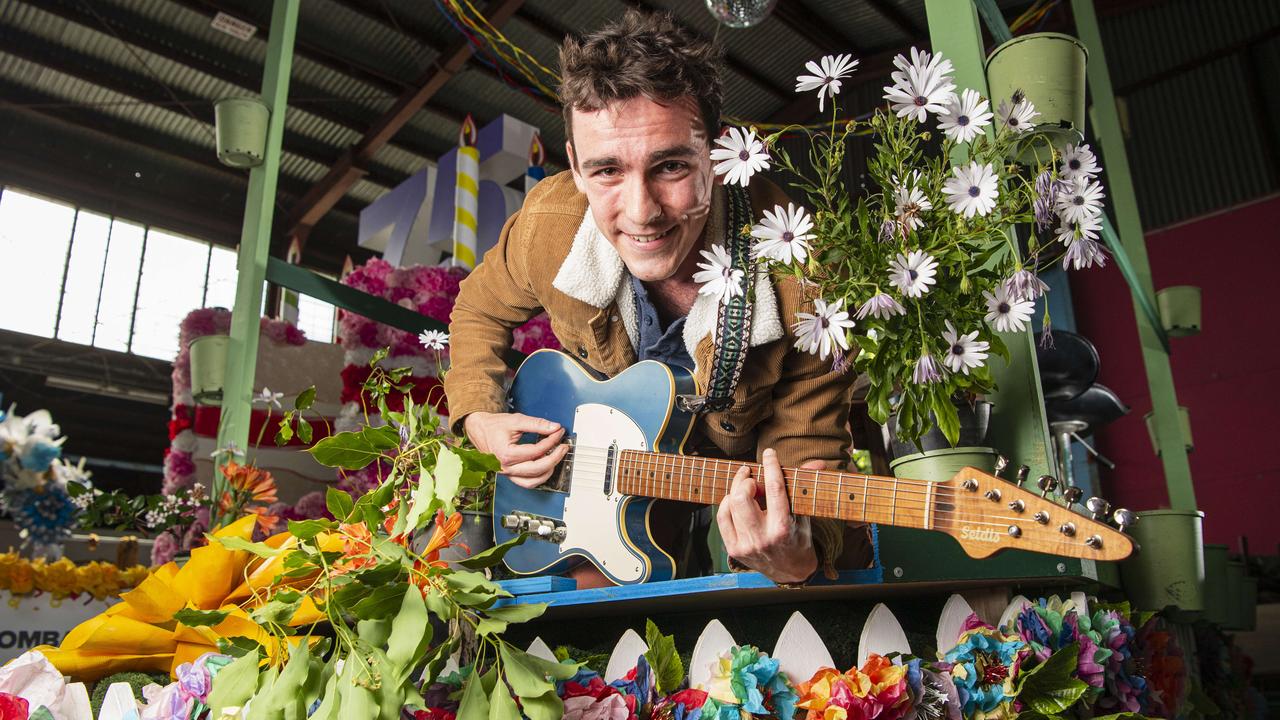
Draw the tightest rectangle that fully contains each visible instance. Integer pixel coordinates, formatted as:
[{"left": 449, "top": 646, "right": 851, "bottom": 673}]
[
  {"left": 297, "top": 416, "right": 313, "bottom": 445},
  {"left": 206, "top": 649, "right": 260, "bottom": 716},
  {"left": 213, "top": 535, "right": 285, "bottom": 559},
  {"left": 424, "top": 588, "right": 455, "bottom": 620},
  {"left": 325, "top": 487, "right": 354, "bottom": 522},
  {"left": 518, "top": 690, "right": 565, "bottom": 720},
  {"left": 405, "top": 469, "right": 436, "bottom": 533},
  {"left": 307, "top": 431, "right": 385, "bottom": 470},
  {"left": 362, "top": 425, "right": 401, "bottom": 450},
  {"left": 1024, "top": 680, "right": 1088, "bottom": 715},
  {"left": 489, "top": 675, "right": 522, "bottom": 720},
  {"left": 173, "top": 607, "right": 231, "bottom": 627},
  {"left": 287, "top": 519, "right": 335, "bottom": 541},
  {"left": 387, "top": 584, "right": 431, "bottom": 671},
  {"left": 483, "top": 602, "right": 547, "bottom": 624},
  {"left": 258, "top": 641, "right": 311, "bottom": 717},
  {"left": 457, "top": 671, "right": 491, "bottom": 720},
  {"left": 28, "top": 707, "right": 54, "bottom": 720},
  {"left": 1016, "top": 644, "right": 1087, "bottom": 714},
  {"left": 275, "top": 422, "right": 294, "bottom": 446},
  {"left": 644, "top": 619, "right": 684, "bottom": 696},
  {"left": 1091, "top": 714, "right": 1151, "bottom": 720},
  {"left": 352, "top": 582, "right": 410, "bottom": 620},
  {"left": 251, "top": 591, "right": 304, "bottom": 626},
  {"left": 456, "top": 534, "right": 527, "bottom": 570},
  {"left": 435, "top": 446, "right": 464, "bottom": 510},
  {"left": 295, "top": 386, "right": 317, "bottom": 411},
  {"left": 477, "top": 617, "right": 508, "bottom": 636}
]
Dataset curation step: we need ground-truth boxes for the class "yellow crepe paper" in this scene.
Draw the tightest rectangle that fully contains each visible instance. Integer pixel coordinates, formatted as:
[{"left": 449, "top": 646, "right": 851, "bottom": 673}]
[{"left": 36, "top": 515, "right": 333, "bottom": 682}]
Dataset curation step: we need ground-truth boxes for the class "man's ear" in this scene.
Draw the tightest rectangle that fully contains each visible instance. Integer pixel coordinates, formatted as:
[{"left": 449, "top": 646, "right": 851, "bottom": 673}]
[{"left": 566, "top": 141, "right": 586, "bottom": 194}]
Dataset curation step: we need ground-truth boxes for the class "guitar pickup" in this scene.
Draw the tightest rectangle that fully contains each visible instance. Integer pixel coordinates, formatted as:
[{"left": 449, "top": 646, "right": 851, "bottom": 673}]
[{"left": 499, "top": 511, "right": 566, "bottom": 543}]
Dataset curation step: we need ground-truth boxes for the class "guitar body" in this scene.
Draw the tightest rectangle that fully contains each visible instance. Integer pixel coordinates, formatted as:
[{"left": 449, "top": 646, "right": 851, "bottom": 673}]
[{"left": 493, "top": 349, "right": 698, "bottom": 584}]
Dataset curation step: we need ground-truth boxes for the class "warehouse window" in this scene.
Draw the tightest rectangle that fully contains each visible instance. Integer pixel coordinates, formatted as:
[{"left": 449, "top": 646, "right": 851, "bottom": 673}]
[{"left": 0, "top": 186, "right": 335, "bottom": 358}]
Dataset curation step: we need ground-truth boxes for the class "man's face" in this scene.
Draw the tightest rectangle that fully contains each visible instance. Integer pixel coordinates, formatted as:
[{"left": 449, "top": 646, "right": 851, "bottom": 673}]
[{"left": 567, "top": 96, "right": 714, "bottom": 283}]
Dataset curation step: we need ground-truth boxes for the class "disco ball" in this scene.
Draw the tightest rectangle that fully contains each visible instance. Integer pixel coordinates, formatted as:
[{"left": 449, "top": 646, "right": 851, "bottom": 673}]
[{"left": 705, "top": 0, "right": 778, "bottom": 28}]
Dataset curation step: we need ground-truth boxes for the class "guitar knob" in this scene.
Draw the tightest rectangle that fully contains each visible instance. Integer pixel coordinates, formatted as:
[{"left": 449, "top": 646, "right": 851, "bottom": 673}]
[
  {"left": 1113, "top": 508, "right": 1138, "bottom": 532},
  {"left": 1037, "top": 475, "right": 1058, "bottom": 497},
  {"left": 985, "top": 489, "right": 1002, "bottom": 502},
  {"left": 500, "top": 514, "right": 522, "bottom": 530},
  {"left": 1015, "top": 465, "right": 1031, "bottom": 487},
  {"left": 993, "top": 455, "right": 1009, "bottom": 478},
  {"left": 1086, "top": 535, "right": 1104, "bottom": 549},
  {"left": 1086, "top": 497, "right": 1111, "bottom": 520},
  {"left": 1061, "top": 485, "right": 1084, "bottom": 506},
  {"left": 1007, "top": 525, "right": 1022, "bottom": 538}
]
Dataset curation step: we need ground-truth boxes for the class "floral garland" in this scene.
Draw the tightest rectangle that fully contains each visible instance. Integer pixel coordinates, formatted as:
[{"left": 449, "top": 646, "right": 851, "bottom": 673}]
[
  {"left": 0, "top": 552, "right": 149, "bottom": 603},
  {"left": 0, "top": 405, "right": 90, "bottom": 552}
]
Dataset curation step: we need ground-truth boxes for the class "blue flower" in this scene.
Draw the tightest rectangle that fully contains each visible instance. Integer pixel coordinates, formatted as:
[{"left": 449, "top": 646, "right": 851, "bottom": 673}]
[
  {"left": 943, "top": 629, "right": 1026, "bottom": 719},
  {"left": 12, "top": 484, "right": 77, "bottom": 545},
  {"left": 19, "top": 438, "right": 61, "bottom": 473},
  {"left": 610, "top": 654, "right": 655, "bottom": 707}
]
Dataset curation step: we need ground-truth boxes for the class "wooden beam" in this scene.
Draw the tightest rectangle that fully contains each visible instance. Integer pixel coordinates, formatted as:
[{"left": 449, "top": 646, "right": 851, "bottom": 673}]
[{"left": 284, "top": 0, "right": 527, "bottom": 240}]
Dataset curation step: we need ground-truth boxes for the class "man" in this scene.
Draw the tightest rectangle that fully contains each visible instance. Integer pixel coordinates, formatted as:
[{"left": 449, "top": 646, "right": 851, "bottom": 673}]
[{"left": 444, "top": 10, "right": 861, "bottom": 587}]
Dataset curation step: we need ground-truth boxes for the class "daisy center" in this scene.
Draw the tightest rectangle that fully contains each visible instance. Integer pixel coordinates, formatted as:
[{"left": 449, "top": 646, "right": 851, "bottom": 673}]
[
  {"left": 908, "top": 269, "right": 919, "bottom": 281},
  {"left": 738, "top": 150, "right": 750, "bottom": 161},
  {"left": 1069, "top": 159, "right": 1081, "bottom": 170},
  {"left": 968, "top": 186, "right": 981, "bottom": 197},
  {"left": 957, "top": 115, "right": 970, "bottom": 126},
  {"left": 1009, "top": 117, "right": 1020, "bottom": 126},
  {"left": 824, "top": 76, "right": 833, "bottom": 83},
  {"left": 951, "top": 344, "right": 965, "bottom": 356},
  {"left": 914, "top": 95, "right": 928, "bottom": 106},
  {"left": 1074, "top": 196, "right": 1086, "bottom": 206},
  {"left": 998, "top": 302, "right": 1010, "bottom": 313},
  {"left": 782, "top": 231, "right": 794, "bottom": 243},
  {"left": 818, "top": 316, "right": 830, "bottom": 329}
]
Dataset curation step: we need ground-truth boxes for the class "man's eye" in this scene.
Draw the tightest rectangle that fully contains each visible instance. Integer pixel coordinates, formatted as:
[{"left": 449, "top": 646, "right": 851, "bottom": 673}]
[
  {"left": 594, "top": 167, "right": 620, "bottom": 177},
  {"left": 660, "top": 161, "right": 688, "bottom": 174}
]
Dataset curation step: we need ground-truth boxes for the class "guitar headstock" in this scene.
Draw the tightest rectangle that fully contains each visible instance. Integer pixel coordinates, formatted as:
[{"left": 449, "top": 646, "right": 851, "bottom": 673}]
[{"left": 933, "top": 466, "right": 1136, "bottom": 562}]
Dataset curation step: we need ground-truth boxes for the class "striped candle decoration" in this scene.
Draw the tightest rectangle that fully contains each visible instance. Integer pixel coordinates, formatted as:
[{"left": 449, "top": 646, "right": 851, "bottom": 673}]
[
  {"left": 452, "top": 114, "right": 480, "bottom": 269},
  {"left": 526, "top": 131, "right": 546, "bottom": 195}
]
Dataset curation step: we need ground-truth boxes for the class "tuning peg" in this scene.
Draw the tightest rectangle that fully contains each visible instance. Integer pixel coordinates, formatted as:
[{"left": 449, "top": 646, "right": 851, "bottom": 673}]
[
  {"left": 1061, "top": 485, "right": 1084, "bottom": 507},
  {"left": 1036, "top": 475, "right": 1058, "bottom": 498},
  {"left": 1014, "top": 465, "right": 1031, "bottom": 487},
  {"left": 1113, "top": 508, "right": 1138, "bottom": 533},
  {"left": 993, "top": 455, "right": 1009, "bottom": 478},
  {"left": 1086, "top": 496, "right": 1111, "bottom": 521}
]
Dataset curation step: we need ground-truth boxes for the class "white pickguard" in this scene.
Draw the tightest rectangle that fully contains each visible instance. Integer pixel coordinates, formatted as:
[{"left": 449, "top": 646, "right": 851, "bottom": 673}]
[{"left": 560, "top": 403, "right": 651, "bottom": 584}]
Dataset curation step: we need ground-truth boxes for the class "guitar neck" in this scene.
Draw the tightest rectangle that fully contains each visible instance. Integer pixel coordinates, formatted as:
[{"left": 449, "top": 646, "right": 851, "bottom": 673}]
[{"left": 614, "top": 450, "right": 939, "bottom": 531}]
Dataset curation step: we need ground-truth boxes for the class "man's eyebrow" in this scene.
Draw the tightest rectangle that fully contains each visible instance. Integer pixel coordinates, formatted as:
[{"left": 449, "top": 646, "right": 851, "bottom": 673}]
[
  {"left": 580, "top": 155, "right": 620, "bottom": 169},
  {"left": 579, "top": 145, "right": 699, "bottom": 170}
]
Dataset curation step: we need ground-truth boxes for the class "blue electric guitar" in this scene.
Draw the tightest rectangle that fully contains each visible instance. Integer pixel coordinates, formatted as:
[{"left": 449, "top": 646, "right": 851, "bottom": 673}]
[{"left": 493, "top": 350, "right": 1136, "bottom": 585}]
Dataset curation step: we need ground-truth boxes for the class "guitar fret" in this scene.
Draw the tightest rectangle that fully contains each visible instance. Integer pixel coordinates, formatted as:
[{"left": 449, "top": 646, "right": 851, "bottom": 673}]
[
  {"left": 890, "top": 480, "right": 898, "bottom": 524},
  {"left": 836, "top": 472, "right": 843, "bottom": 520},
  {"left": 811, "top": 468, "right": 819, "bottom": 515},
  {"left": 862, "top": 475, "right": 869, "bottom": 523},
  {"left": 923, "top": 479, "right": 934, "bottom": 530}
]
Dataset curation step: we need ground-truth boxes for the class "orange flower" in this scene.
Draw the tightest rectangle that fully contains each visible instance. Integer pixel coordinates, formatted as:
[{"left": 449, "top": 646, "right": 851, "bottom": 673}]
[
  {"left": 220, "top": 461, "right": 278, "bottom": 507},
  {"left": 421, "top": 511, "right": 463, "bottom": 564},
  {"left": 332, "top": 523, "right": 376, "bottom": 575}
]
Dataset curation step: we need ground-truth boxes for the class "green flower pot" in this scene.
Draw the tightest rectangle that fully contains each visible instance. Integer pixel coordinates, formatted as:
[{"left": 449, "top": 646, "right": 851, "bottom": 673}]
[
  {"left": 214, "top": 97, "right": 269, "bottom": 168},
  {"left": 1121, "top": 509, "right": 1205, "bottom": 616},
  {"left": 1202, "top": 544, "right": 1231, "bottom": 625},
  {"left": 890, "top": 446, "right": 997, "bottom": 483},
  {"left": 189, "top": 335, "right": 229, "bottom": 405},
  {"left": 985, "top": 32, "right": 1088, "bottom": 164},
  {"left": 1156, "top": 285, "right": 1202, "bottom": 337}
]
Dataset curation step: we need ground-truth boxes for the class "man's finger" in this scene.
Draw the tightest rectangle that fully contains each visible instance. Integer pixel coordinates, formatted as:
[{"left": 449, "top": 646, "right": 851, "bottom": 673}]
[
  {"left": 760, "top": 449, "right": 792, "bottom": 524},
  {"left": 507, "top": 414, "right": 561, "bottom": 434},
  {"left": 716, "top": 501, "right": 738, "bottom": 550},
  {"left": 502, "top": 444, "right": 569, "bottom": 487},
  {"left": 497, "top": 427, "right": 565, "bottom": 465}
]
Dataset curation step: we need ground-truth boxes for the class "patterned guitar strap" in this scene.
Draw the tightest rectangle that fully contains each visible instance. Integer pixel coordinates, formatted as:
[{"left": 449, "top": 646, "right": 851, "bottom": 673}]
[{"left": 677, "top": 184, "right": 755, "bottom": 415}]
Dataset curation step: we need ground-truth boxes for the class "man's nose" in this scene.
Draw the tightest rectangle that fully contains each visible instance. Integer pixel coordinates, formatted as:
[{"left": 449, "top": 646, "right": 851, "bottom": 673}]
[{"left": 622, "top": 178, "right": 662, "bottom": 226}]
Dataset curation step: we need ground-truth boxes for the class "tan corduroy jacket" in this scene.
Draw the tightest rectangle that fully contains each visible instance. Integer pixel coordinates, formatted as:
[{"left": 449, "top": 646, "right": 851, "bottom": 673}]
[{"left": 445, "top": 170, "right": 858, "bottom": 470}]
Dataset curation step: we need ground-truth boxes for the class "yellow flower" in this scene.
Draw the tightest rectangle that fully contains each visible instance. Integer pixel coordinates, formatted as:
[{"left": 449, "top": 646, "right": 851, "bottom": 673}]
[
  {"left": 36, "top": 557, "right": 80, "bottom": 599},
  {"left": 9, "top": 562, "right": 35, "bottom": 595}
]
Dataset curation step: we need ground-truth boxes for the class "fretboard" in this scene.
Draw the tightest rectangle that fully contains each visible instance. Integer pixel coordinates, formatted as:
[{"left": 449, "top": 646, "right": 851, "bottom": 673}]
[{"left": 614, "top": 450, "right": 937, "bottom": 531}]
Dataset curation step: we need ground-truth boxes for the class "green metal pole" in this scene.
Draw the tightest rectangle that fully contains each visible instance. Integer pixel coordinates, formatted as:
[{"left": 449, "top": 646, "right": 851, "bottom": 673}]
[
  {"left": 214, "top": 0, "right": 300, "bottom": 519},
  {"left": 1071, "top": 0, "right": 1197, "bottom": 511},
  {"left": 924, "top": 0, "right": 1057, "bottom": 484}
]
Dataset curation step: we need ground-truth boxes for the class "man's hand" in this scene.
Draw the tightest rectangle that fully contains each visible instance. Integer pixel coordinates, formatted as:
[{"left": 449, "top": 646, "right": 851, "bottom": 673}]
[
  {"left": 716, "top": 448, "right": 820, "bottom": 584},
  {"left": 463, "top": 412, "right": 569, "bottom": 489}
]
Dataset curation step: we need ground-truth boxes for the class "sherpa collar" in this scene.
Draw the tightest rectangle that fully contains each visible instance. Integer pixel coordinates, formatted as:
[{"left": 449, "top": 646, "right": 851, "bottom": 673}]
[{"left": 551, "top": 185, "right": 784, "bottom": 367}]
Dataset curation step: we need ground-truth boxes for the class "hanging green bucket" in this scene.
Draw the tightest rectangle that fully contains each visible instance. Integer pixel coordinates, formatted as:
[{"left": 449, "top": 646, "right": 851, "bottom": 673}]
[
  {"left": 890, "top": 446, "right": 997, "bottom": 483},
  {"left": 1120, "top": 509, "right": 1205, "bottom": 616},
  {"left": 1156, "top": 285, "right": 1202, "bottom": 337},
  {"left": 985, "top": 32, "right": 1088, "bottom": 164},
  {"left": 1202, "top": 544, "right": 1231, "bottom": 625},
  {"left": 214, "top": 97, "right": 270, "bottom": 168},
  {"left": 189, "top": 335, "right": 230, "bottom": 405}
]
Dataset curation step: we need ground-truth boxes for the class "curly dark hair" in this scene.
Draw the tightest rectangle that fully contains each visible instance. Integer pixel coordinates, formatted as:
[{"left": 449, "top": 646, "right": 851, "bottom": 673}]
[{"left": 558, "top": 9, "right": 725, "bottom": 151}]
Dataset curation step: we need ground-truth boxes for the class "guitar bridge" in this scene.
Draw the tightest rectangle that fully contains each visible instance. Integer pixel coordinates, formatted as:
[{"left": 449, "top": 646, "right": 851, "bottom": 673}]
[{"left": 498, "top": 511, "right": 566, "bottom": 543}]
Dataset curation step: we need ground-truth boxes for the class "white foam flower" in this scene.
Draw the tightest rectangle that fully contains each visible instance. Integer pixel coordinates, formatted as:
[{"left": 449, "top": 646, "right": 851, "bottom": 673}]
[
  {"left": 893, "top": 185, "right": 933, "bottom": 232},
  {"left": 937, "top": 88, "right": 993, "bottom": 143},
  {"left": 888, "top": 250, "right": 939, "bottom": 298},
  {"left": 942, "top": 161, "right": 999, "bottom": 218},
  {"left": 418, "top": 329, "right": 450, "bottom": 351},
  {"left": 255, "top": 387, "right": 283, "bottom": 408},
  {"left": 1054, "top": 214, "right": 1103, "bottom": 246},
  {"left": 1055, "top": 176, "right": 1106, "bottom": 225},
  {"left": 996, "top": 96, "right": 1039, "bottom": 134},
  {"left": 692, "top": 244, "right": 745, "bottom": 305},
  {"left": 883, "top": 47, "right": 956, "bottom": 123},
  {"left": 856, "top": 293, "right": 906, "bottom": 321},
  {"left": 710, "top": 126, "right": 770, "bottom": 187},
  {"left": 941, "top": 321, "right": 989, "bottom": 375},
  {"left": 983, "top": 285, "right": 1035, "bottom": 333},
  {"left": 751, "top": 203, "right": 814, "bottom": 266},
  {"left": 1060, "top": 143, "right": 1101, "bottom": 180},
  {"left": 791, "top": 299, "right": 856, "bottom": 361},
  {"left": 794, "top": 54, "right": 860, "bottom": 113}
]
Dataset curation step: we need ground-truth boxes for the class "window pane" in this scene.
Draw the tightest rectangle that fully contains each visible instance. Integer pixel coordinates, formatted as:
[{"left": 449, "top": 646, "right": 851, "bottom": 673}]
[
  {"left": 131, "top": 229, "right": 210, "bottom": 359},
  {"left": 0, "top": 188, "right": 75, "bottom": 338},
  {"left": 56, "top": 210, "right": 112, "bottom": 345},
  {"left": 205, "top": 245, "right": 238, "bottom": 310},
  {"left": 296, "top": 292, "right": 335, "bottom": 343},
  {"left": 94, "top": 220, "right": 145, "bottom": 353}
]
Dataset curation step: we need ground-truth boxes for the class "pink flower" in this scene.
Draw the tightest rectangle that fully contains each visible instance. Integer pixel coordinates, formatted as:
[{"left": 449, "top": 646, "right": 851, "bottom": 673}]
[
  {"left": 294, "top": 491, "right": 330, "bottom": 519},
  {"left": 151, "top": 531, "right": 179, "bottom": 565},
  {"left": 165, "top": 451, "right": 196, "bottom": 479}
]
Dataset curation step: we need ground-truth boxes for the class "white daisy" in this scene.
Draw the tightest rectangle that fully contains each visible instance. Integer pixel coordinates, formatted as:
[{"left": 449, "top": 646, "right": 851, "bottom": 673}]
[
  {"left": 1055, "top": 176, "right": 1106, "bottom": 225},
  {"left": 1063, "top": 237, "right": 1107, "bottom": 270},
  {"left": 883, "top": 47, "right": 956, "bottom": 123},
  {"left": 912, "top": 353, "right": 943, "bottom": 385},
  {"left": 942, "top": 161, "right": 999, "bottom": 218},
  {"left": 791, "top": 299, "right": 856, "bottom": 361},
  {"left": 418, "top": 329, "right": 450, "bottom": 351},
  {"left": 692, "top": 244, "right": 745, "bottom": 305},
  {"left": 1060, "top": 143, "right": 1101, "bottom": 180},
  {"left": 894, "top": 185, "right": 933, "bottom": 232},
  {"left": 996, "top": 95, "right": 1039, "bottom": 134},
  {"left": 856, "top": 293, "right": 906, "bottom": 321},
  {"left": 794, "top": 54, "right": 860, "bottom": 113},
  {"left": 888, "top": 250, "right": 939, "bottom": 298},
  {"left": 1053, "top": 214, "right": 1102, "bottom": 246},
  {"left": 983, "top": 285, "right": 1035, "bottom": 333},
  {"left": 941, "top": 321, "right": 989, "bottom": 375},
  {"left": 751, "top": 203, "right": 814, "bottom": 266},
  {"left": 936, "top": 88, "right": 993, "bottom": 143},
  {"left": 710, "top": 126, "right": 770, "bottom": 187},
  {"left": 255, "top": 387, "right": 284, "bottom": 408}
]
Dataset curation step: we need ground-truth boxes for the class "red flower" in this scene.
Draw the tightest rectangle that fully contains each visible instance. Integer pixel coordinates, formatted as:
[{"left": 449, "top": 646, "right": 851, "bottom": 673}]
[
  {"left": 0, "top": 692, "right": 29, "bottom": 720},
  {"left": 668, "top": 689, "right": 708, "bottom": 709},
  {"left": 414, "top": 709, "right": 456, "bottom": 720},
  {"left": 562, "top": 677, "right": 620, "bottom": 701}
]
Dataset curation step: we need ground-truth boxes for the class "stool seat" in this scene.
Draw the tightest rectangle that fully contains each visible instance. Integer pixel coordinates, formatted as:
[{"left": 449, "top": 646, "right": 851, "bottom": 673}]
[
  {"left": 1036, "top": 330, "right": 1100, "bottom": 402},
  {"left": 1046, "top": 384, "right": 1129, "bottom": 433}
]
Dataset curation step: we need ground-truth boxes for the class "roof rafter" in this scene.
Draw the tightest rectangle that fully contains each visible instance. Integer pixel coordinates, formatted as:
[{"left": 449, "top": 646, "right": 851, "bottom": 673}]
[
  {"left": 772, "top": 1, "right": 865, "bottom": 56},
  {"left": 862, "top": 0, "right": 925, "bottom": 40}
]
